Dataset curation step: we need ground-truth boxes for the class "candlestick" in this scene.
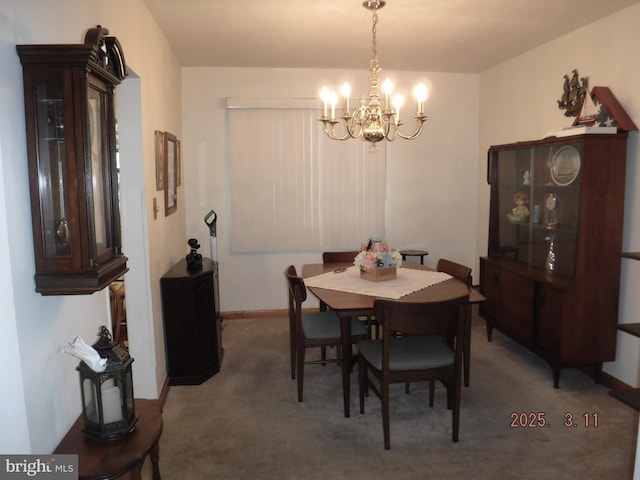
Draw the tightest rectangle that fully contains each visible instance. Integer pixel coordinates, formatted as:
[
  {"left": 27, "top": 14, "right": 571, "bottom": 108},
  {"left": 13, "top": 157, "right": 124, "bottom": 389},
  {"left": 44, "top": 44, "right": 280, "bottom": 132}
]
[
  {"left": 320, "top": 87, "right": 329, "bottom": 118},
  {"left": 340, "top": 82, "right": 351, "bottom": 114}
]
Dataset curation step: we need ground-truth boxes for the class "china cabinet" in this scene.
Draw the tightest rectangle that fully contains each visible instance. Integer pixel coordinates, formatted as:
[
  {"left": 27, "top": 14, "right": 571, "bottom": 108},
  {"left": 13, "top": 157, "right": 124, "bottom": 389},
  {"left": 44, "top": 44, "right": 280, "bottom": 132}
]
[
  {"left": 17, "top": 26, "right": 128, "bottom": 294},
  {"left": 479, "top": 133, "right": 628, "bottom": 387}
]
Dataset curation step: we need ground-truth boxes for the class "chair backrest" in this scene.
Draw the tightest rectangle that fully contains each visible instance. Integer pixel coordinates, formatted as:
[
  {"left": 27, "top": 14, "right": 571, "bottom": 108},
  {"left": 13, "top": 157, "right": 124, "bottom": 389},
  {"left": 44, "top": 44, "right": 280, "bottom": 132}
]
[
  {"left": 322, "top": 251, "right": 359, "bottom": 264},
  {"left": 374, "top": 295, "right": 469, "bottom": 338},
  {"left": 437, "top": 258, "right": 472, "bottom": 287},
  {"left": 285, "top": 265, "right": 307, "bottom": 312}
]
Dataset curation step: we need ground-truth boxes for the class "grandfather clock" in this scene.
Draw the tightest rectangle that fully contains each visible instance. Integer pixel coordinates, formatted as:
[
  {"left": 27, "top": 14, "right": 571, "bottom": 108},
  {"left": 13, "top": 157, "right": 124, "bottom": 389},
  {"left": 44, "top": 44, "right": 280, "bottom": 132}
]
[{"left": 17, "top": 26, "right": 128, "bottom": 294}]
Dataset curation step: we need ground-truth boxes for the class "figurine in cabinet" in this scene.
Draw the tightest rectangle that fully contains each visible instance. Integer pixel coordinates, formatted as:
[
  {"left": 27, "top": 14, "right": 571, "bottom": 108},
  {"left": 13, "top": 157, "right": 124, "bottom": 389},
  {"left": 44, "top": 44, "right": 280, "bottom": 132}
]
[{"left": 507, "top": 192, "right": 530, "bottom": 223}]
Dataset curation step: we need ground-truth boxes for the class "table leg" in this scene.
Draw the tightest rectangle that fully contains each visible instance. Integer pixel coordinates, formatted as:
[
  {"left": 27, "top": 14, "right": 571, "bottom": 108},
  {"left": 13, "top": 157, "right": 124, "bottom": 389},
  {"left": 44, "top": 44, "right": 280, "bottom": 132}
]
[
  {"left": 340, "top": 313, "right": 351, "bottom": 417},
  {"left": 131, "top": 461, "right": 143, "bottom": 480},
  {"left": 464, "top": 303, "right": 471, "bottom": 387},
  {"left": 151, "top": 439, "right": 161, "bottom": 480}
]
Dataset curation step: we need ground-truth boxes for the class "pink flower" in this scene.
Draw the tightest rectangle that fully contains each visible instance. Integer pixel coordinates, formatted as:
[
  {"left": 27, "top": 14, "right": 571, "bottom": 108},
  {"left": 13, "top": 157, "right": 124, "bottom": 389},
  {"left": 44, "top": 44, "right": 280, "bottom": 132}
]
[{"left": 361, "top": 252, "right": 378, "bottom": 270}]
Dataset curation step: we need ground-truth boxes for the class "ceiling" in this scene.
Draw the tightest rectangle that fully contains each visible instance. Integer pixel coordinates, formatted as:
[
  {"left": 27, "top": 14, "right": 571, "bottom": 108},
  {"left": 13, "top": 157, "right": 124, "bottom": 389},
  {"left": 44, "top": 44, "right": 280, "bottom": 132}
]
[{"left": 143, "top": 0, "right": 640, "bottom": 73}]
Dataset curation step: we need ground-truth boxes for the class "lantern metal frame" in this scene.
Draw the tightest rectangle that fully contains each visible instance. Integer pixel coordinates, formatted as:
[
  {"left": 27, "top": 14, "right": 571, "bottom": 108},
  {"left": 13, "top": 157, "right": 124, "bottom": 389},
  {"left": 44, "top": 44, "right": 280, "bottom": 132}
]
[{"left": 77, "top": 326, "right": 137, "bottom": 441}]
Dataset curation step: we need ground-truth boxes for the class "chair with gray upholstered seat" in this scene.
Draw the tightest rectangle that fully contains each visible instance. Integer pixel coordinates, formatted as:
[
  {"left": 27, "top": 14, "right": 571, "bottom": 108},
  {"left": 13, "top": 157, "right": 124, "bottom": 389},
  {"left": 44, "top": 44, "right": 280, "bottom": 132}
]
[
  {"left": 358, "top": 294, "right": 469, "bottom": 449},
  {"left": 437, "top": 258, "right": 473, "bottom": 387},
  {"left": 285, "top": 265, "right": 368, "bottom": 402}
]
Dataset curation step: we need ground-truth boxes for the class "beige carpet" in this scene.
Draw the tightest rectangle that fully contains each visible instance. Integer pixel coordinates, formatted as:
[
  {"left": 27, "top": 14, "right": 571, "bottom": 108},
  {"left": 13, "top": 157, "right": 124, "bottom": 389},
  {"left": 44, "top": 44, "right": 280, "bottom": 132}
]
[{"left": 145, "top": 307, "right": 639, "bottom": 479}]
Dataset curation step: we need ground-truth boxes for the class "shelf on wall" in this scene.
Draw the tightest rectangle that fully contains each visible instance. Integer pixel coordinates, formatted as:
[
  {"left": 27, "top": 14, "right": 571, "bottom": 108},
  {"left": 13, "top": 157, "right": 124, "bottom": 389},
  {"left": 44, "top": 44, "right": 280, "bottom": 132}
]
[{"left": 610, "top": 322, "right": 640, "bottom": 411}]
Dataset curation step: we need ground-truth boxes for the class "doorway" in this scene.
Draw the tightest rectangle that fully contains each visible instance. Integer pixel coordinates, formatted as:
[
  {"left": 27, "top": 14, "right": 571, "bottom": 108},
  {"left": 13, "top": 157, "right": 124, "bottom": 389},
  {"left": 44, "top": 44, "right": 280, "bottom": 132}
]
[{"left": 114, "top": 72, "right": 160, "bottom": 398}]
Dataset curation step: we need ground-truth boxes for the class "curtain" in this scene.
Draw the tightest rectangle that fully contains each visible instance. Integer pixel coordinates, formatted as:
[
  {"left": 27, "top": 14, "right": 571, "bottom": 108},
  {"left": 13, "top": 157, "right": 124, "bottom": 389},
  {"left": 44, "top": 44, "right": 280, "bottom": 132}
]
[{"left": 228, "top": 99, "right": 386, "bottom": 253}]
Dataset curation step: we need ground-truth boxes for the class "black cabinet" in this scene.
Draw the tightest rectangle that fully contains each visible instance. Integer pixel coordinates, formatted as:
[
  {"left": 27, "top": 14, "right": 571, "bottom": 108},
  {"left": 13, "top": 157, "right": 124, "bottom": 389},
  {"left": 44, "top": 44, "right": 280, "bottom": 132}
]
[{"left": 161, "top": 258, "right": 222, "bottom": 385}]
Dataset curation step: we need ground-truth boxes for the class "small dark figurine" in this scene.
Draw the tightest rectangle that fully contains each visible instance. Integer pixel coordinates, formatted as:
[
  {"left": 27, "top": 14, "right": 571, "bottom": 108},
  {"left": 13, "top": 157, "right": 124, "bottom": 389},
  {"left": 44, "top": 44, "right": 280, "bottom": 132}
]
[{"left": 186, "top": 238, "right": 203, "bottom": 272}]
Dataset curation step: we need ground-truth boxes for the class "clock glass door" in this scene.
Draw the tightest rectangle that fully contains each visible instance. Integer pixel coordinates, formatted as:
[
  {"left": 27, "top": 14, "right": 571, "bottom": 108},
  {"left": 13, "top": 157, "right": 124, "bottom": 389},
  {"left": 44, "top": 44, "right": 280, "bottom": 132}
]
[
  {"left": 87, "top": 83, "right": 113, "bottom": 265},
  {"left": 35, "top": 82, "right": 71, "bottom": 257}
]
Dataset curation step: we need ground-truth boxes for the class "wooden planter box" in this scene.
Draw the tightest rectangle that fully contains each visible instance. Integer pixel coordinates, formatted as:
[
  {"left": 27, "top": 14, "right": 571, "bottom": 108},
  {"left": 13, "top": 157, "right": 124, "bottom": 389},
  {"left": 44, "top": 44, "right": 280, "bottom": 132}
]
[{"left": 360, "top": 266, "right": 397, "bottom": 282}]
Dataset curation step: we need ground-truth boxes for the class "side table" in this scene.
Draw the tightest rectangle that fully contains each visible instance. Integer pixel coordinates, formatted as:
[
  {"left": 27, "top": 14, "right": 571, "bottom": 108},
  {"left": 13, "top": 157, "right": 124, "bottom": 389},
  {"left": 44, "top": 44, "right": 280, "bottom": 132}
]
[
  {"left": 54, "top": 399, "right": 163, "bottom": 480},
  {"left": 400, "top": 249, "right": 429, "bottom": 265}
]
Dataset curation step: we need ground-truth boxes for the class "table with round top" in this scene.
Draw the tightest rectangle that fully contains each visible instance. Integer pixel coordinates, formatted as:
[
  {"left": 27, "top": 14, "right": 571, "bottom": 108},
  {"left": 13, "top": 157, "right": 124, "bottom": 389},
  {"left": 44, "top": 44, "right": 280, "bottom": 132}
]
[
  {"left": 54, "top": 399, "right": 162, "bottom": 480},
  {"left": 399, "top": 249, "right": 429, "bottom": 265}
]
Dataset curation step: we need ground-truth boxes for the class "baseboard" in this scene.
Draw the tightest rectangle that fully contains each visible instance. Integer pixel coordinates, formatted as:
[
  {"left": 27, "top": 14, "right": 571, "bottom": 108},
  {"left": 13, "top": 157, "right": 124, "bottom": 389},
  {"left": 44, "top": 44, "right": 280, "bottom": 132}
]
[
  {"left": 221, "top": 308, "right": 317, "bottom": 319},
  {"left": 158, "top": 376, "right": 171, "bottom": 408},
  {"left": 576, "top": 365, "right": 630, "bottom": 391},
  {"left": 598, "top": 369, "right": 631, "bottom": 391}
]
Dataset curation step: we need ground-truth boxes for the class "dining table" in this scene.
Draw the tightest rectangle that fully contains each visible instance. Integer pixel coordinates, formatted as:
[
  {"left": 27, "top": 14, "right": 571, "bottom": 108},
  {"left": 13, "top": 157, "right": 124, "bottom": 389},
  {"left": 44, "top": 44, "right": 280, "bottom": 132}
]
[{"left": 302, "top": 261, "right": 485, "bottom": 417}]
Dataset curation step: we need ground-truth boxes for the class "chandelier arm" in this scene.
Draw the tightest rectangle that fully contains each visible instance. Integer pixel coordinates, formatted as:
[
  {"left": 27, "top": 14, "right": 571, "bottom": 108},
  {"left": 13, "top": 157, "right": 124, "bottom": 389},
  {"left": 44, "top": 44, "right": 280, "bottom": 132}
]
[
  {"left": 395, "top": 116, "right": 428, "bottom": 140},
  {"left": 384, "top": 126, "right": 399, "bottom": 141},
  {"left": 321, "top": 121, "right": 355, "bottom": 141},
  {"left": 348, "top": 108, "right": 367, "bottom": 139}
]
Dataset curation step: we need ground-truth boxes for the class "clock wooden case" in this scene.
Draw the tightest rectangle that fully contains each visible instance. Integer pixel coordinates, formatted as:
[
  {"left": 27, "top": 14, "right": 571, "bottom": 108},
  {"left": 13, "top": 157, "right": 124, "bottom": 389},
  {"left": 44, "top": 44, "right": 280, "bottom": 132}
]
[{"left": 17, "top": 26, "right": 128, "bottom": 294}]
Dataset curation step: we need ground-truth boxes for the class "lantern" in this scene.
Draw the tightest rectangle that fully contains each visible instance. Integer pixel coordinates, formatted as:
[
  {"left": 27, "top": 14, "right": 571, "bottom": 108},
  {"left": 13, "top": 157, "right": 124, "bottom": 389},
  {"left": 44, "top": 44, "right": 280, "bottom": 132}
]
[{"left": 77, "top": 326, "right": 137, "bottom": 441}]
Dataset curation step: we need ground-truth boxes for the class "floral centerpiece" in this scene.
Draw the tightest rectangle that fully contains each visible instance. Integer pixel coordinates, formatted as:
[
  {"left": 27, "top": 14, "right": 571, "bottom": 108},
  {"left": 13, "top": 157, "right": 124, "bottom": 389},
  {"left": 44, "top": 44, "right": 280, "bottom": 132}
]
[{"left": 354, "top": 239, "right": 402, "bottom": 282}]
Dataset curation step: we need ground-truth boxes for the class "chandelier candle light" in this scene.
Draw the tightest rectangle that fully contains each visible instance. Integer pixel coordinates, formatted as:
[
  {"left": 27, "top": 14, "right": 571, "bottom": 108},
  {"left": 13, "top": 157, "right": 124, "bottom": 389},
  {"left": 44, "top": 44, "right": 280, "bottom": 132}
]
[{"left": 319, "top": 0, "right": 428, "bottom": 150}]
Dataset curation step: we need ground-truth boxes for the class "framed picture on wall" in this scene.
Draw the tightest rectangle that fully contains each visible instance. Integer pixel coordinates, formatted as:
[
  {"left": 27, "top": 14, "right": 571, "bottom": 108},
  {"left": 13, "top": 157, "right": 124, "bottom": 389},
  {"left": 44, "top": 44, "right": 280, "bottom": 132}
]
[
  {"left": 164, "top": 132, "right": 178, "bottom": 216},
  {"left": 155, "top": 130, "right": 165, "bottom": 191},
  {"left": 176, "top": 139, "right": 181, "bottom": 186}
]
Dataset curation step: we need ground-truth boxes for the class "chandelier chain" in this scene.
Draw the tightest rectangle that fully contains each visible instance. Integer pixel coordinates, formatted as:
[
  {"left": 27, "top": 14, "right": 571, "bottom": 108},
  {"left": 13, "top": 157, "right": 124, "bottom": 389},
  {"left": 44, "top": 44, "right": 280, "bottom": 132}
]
[{"left": 370, "top": 9, "right": 379, "bottom": 71}]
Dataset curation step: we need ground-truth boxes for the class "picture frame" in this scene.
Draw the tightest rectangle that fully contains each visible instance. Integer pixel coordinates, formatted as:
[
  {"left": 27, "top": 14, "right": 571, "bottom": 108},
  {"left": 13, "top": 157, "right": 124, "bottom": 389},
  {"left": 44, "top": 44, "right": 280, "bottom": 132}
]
[
  {"left": 176, "top": 139, "right": 181, "bottom": 186},
  {"left": 154, "top": 130, "right": 165, "bottom": 191},
  {"left": 164, "top": 132, "right": 178, "bottom": 216}
]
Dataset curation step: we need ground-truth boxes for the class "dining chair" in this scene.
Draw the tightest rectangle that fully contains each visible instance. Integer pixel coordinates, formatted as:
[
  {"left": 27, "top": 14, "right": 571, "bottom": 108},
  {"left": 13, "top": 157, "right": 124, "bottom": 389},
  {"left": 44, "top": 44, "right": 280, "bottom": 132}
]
[
  {"left": 437, "top": 258, "right": 473, "bottom": 387},
  {"left": 320, "top": 251, "right": 359, "bottom": 312},
  {"left": 285, "top": 265, "right": 368, "bottom": 402},
  {"left": 322, "top": 250, "right": 359, "bottom": 264},
  {"left": 401, "top": 258, "right": 473, "bottom": 396},
  {"left": 321, "top": 251, "right": 378, "bottom": 339},
  {"left": 437, "top": 258, "right": 472, "bottom": 287},
  {"left": 357, "top": 294, "right": 469, "bottom": 449}
]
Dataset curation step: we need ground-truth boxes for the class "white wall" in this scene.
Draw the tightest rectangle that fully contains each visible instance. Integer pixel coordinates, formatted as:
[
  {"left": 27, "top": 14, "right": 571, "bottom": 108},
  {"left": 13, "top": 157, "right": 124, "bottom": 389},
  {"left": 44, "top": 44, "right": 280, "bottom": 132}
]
[
  {"left": 181, "top": 67, "right": 480, "bottom": 312},
  {"left": 477, "top": 3, "right": 640, "bottom": 386},
  {"left": 3, "top": 0, "right": 640, "bottom": 458},
  {"left": 0, "top": 0, "right": 183, "bottom": 453}
]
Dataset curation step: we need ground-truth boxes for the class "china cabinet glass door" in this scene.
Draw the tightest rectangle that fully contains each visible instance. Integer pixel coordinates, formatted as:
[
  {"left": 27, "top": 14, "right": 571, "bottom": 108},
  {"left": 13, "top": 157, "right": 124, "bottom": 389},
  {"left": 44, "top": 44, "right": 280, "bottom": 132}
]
[{"left": 494, "top": 141, "right": 581, "bottom": 278}]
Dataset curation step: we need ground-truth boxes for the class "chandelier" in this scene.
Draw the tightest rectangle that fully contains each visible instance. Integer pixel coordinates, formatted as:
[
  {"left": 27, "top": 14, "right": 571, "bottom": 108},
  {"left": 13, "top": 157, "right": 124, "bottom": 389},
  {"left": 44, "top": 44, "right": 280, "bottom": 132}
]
[{"left": 319, "top": 0, "right": 428, "bottom": 150}]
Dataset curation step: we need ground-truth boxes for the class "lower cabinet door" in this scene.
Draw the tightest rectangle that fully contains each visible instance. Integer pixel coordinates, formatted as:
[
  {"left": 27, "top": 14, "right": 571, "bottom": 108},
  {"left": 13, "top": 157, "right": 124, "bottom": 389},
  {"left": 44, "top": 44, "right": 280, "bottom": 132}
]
[
  {"left": 479, "top": 258, "right": 501, "bottom": 321},
  {"left": 535, "top": 283, "right": 564, "bottom": 356},
  {"left": 497, "top": 268, "right": 535, "bottom": 345}
]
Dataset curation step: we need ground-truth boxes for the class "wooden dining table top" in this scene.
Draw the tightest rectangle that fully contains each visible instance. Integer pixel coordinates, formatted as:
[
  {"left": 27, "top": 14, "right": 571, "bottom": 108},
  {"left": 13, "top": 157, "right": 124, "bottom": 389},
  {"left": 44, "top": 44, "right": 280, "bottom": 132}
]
[{"left": 301, "top": 262, "right": 484, "bottom": 310}]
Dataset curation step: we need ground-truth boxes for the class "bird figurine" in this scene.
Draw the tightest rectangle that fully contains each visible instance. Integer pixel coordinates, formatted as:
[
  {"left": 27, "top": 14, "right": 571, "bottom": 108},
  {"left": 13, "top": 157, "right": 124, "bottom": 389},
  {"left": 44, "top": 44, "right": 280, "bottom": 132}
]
[{"left": 62, "top": 336, "right": 108, "bottom": 372}]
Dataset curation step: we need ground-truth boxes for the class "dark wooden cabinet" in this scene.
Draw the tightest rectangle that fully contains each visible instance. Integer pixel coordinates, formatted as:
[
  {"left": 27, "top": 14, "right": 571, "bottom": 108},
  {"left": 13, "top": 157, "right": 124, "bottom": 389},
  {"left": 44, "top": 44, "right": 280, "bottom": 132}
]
[
  {"left": 480, "top": 133, "right": 627, "bottom": 387},
  {"left": 160, "top": 258, "right": 223, "bottom": 385},
  {"left": 17, "top": 26, "right": 128, "bottom": 294}
]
